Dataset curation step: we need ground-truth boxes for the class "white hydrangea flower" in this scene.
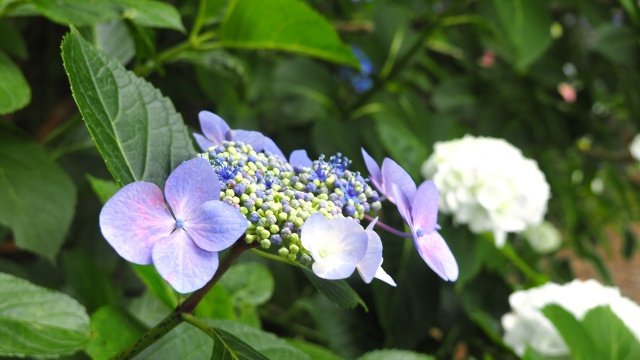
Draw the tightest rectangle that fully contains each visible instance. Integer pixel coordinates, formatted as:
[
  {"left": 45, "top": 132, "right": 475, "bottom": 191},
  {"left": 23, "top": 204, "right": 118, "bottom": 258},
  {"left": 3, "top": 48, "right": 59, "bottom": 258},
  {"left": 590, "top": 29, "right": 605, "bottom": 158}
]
[
  {"left": 522, "top": 221, "right": 562, "bottom": 254},
  {"left": 630, "top": 133, "right": 640, "bottom": 161},
  {"left": 501, "top": 279, "right": 640, "bottom": 357},
  {"left": 421, "top": 135, "right": 550, "bottom": 247}
]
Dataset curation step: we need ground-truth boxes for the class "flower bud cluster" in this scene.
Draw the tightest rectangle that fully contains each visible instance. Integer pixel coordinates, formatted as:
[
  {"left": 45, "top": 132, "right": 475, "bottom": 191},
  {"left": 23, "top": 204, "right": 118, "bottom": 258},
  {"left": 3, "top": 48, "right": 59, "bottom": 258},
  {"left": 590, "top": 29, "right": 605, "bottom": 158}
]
[{"left": 198, "top": 141, "right": 381, "bottom": 262}]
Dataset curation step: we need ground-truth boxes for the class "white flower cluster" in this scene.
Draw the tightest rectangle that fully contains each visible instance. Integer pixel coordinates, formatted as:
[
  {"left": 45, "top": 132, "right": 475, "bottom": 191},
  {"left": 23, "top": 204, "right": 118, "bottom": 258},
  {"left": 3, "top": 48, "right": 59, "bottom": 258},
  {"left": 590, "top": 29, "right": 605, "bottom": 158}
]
[
  {"left": 630, "top": 133, "right": 640, "bottom": 161},
  {"left": 421, "top": 135, "right": 550, "bottom": 247},
  {"left": 501, "top": 279, "right": 640, "bottom": 357}
]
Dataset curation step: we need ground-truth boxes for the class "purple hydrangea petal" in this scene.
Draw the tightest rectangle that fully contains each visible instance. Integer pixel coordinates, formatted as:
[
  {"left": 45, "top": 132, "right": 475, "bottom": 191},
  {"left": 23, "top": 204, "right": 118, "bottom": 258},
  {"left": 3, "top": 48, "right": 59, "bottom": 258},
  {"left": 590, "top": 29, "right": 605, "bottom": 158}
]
[
  {"left": 290, "top": 149, "right": 313, "bottom": 168},
  {"left": 382, "top": 158, "right": 417, "bottom": 204},
  {"left": 164, "top": 158, "right": 220, "bottom": 220},
  {"left": 413, "top": 231, "right": 458, "bottom": 281},
  {"left": 263, "top": 136, "right": 286, "bottom": 160},
  {"left": 151, "top": 230, "right": 219, "bottom": 293},
  {"left": 199, "top": 111, "right": 230, "bottom": 146},
  {"left": 391, "top": 184, "right": 413, "bottom": 227},
  {"left": 194, "top": 133, "right": 216, "bottom": 152},
  {"left": 356, "top": 229, "right": 383, "bottom": 283},
  {"left": 410, "top": 181, "right": 439, "bottom": 232},
  {"left": 99, "top": 182, "right": 174, "bottom": 265},
  {"left": 186, "top": 200, "right": 248, "bottom": 252},
  {"left": 361, "top": 148, "right": 382, "bottom": 192},
  {"left": 229, "top": 129, "right": 265, "bottom": 151}
]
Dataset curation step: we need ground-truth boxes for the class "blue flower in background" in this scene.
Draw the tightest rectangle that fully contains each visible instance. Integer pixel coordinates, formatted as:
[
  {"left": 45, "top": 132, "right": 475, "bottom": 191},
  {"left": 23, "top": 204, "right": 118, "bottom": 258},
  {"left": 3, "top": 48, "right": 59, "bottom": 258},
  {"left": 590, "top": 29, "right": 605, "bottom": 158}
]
[{"left": 342, "top": 46, "right": 374, "bottom": 93}]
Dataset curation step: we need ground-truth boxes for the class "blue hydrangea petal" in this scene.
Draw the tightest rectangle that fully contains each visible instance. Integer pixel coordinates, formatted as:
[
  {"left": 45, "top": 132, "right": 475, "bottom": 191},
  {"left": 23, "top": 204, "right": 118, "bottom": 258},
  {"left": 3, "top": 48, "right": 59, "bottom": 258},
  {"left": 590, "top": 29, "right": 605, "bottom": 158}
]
[
  {"left": 290, "top": 149, "right": 313, "bottom": 168},
  {"left": 263, "top": 136, "right": 286, "bottom": 160},
  {"left": 193, "top": 133, "right": 216, "bottom": 152},
  {"left": 229, "top": 129, "right": 265, "bottom": 151},
  {"left": 186, "top": 200, "right": 248, "bottom": 252},
  {"left": 356, "top": 229, "right": 383, "bottom": 283},
  {"left": 391, "top": 183, "right": 413, "bottom": 228},
  {"left": 382, "top": 158, "right": 417, "bottom": 204},
  {"left": 151, "top": 230, "right": 219, "bottom": 293},
  {"left": 199, "top": 111, "right": 230, "bottom": 146},
  {"left": 164, "top": 158, "right": 221, "bottom": 220},
  {"left": 361, "top": 148, "right": 382, "bottom": 192},
  {"left": 99, "top": 182, "right": 174, "bottom": 265},
  {"left": 410, "top": 181, "right": 439, "bottom": 232},
  {"left": 413, "top": 231, "right": 458, "bottom": 282}
]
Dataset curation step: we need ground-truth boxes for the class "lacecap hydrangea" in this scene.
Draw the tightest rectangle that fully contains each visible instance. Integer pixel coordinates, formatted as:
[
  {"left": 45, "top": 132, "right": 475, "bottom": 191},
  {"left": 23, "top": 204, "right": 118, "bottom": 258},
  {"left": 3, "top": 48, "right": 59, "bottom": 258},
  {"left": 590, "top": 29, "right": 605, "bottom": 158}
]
[
  {"left": 421, "top": 135, "right": 550, "bottom": 247},
  {"left": 501, "top": 279, "right": 640, "bottom": 357}
]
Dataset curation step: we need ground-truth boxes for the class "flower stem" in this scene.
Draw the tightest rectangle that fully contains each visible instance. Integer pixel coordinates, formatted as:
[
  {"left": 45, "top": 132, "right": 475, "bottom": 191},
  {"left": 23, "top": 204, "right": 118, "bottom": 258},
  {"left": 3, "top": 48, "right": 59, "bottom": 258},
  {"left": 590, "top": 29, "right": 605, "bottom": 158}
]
[
  {"left": 110, "top": 238, "right": 257, "bottom": 360},
  {"left": 498, "top": 241, "right": 548, "bottom": 286},
  {"left": 363, "top": 214, "right": 413, "bottom": 238}
]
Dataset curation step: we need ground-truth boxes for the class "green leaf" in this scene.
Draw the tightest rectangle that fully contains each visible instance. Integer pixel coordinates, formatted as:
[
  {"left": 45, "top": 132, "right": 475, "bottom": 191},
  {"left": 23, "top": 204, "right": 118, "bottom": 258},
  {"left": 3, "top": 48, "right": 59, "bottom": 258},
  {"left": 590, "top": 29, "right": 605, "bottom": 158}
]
[
  {"left": 33, "top": 0, "right": 185, "bottom": 31},
  {"left": 61, "top": 29, "right": 195, "bottom": 188},
  {"left": 0, "top": 20, "right": 27, "bottom": 59},
  {"left": 0, "top": 272, "right": 89, "bottom": 358},
  {"left": 0, "top": 124, "right": 76, "bottom": 260},
  {"left": 373, "top": 114, "right": 428, "bottom": 180},
  {"left": 492, "top": 0, "right": 552, "bottom": 70},
  {"left": 86, "top": 174, "right": 120, "bottom": 204},
  {"left": 209, "top": 327, "right": 270, "bottom": 360},
  {"left": 285, "top": 339, "right": 343, "bottom": 360},
  {"left": 208, "top": 319, "right": 310, "bottom": 360},
  {"left": 0, "top": 50, "right": 30, "bottom": 114},
  {"left": 219, "top": 262, "right": 275, "bottom": 306},
  {"left": 219, "top": 0, "right": 358, "bottom": 67},
  {"left": 85, "top": 306, "right": 147, "bottom": 360},
  {"left": 62, "top": 249, "right": 120, "bottom": 311},
  {"left": 194, "top": 285, "right": 236, "bottom": 320},
  {"left": 298, "top": 265, "right": 367, "bottom": 311},
  {"left": 542, "top": 304, "right": 601, "bottom": 359},
  {"left": 522, "top": 346, "right": 548, "bottom": 360},
  {"left": 131, "top": 264, "right": 179, "bottom": 309},
  {"left": 128, "top": 290, "right": 171, "bottom": 328},
  {"left": 593, "top": 24, "right": 639, "bottom": 66},
  {"left": 95, "top": 20, "right": 135, "bottom": 65},
  {"left": 581, "top": 306, "right": 640, "bottom": 359},
  {"left": 358, "top": 349, "right": 435, "bottom": 360}
]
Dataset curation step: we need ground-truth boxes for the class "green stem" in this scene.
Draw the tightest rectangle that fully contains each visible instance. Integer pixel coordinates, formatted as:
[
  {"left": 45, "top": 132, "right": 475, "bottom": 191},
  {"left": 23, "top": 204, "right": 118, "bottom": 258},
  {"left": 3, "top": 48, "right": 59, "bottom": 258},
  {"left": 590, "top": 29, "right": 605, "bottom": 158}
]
[
  {"left": 182, "top": 313, "right": 211, "bottom": 334},
  {"left": 110, "top": 239, "right": 257, "bottom": 360},
  {"left": 136, "top": 31, "right": 217, "bottom": 77},
  {"left": 189, "top": 0, "right": 209, "bottom": 44},
  {"left": 499, "top": 242, "right": 548, "bottom": 286}
]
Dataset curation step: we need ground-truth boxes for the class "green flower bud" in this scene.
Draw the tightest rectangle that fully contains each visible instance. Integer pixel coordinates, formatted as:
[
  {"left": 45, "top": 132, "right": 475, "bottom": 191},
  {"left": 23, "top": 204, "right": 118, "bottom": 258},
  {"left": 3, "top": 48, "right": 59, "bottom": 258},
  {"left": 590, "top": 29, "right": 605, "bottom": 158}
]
[
  {"left": 289, "top": 244, "right": 299, "bottom": 254},
  {"left": 270, "top": 224, "right": 280, "bottom": 234},
  {"left": 278, "top": 247, "right": 290, "bottom": 257}
]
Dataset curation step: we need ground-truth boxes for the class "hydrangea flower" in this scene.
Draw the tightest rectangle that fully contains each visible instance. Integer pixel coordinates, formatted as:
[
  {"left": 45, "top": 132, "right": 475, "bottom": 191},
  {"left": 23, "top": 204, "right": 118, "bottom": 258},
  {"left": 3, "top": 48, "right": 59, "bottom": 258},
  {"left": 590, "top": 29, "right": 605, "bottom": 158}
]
[
  {"left": 99, "top": 158, "right": 248, "bottom": 293},
  {"left": 362, "top": 148, "right": 458, "bottom": 281},
  {"left": 301, "top": 213, "right": 395, "bottom": 285},
  {"left": 341, "top": 45, "right": 374, "bottom": 94},
  {"left": 501, "top": 279, "right": 640, "bottom": 357},
  {"left": 422, "top": 135, "right": 550, "bottom": 247},
  {"left": 194, "top": 111, "right": 285, "bottom": 159},
  {"left": 630, "top": 133, "right": 640, "bottom": 161}
]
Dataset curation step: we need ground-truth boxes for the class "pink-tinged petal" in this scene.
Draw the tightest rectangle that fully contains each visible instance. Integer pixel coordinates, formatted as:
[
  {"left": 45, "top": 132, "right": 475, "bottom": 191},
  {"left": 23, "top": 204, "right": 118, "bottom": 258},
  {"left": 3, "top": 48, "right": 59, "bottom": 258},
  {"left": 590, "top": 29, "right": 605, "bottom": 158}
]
[
  {"left": 290, "top": 149, "right": 313, "bottom": 168},
  {"left": 410, "top": 181, "right": 439, "bottom": 232},
  {"left": 263, "top": 136, "right": 286, "bottom": 160},
  {"left": 186, "top": 200, "right": 248, "bottom": 252},
  {"left": 361, "top": 148, "right": 382, "bottom": 192},
  {"left": 164, "top": 158, "right": 220, "bottom": 220},
  {"left": 391, "top": 184, "right": 413, "bottom": 228},
  {"left": 374, "top": 265, "right": 397, "bottom": 287},
  {"left": 151, "top": 230, "right": 219, "bottom": 293},
  {"left": 413, "top": 231, "right": 458, "bottom": 281},
  {"left": 199, "top": 111, "right": 229, "bottom": 145},
  {"left": 229, "top": 130, "right": 265, "bottom": 151},
  {"left": 356, "top": 229, "right": 383, "bottom": 283},
  {"left": 194, "top": 133, "right": 216, "bottom": 152},
  {"left": 382, "top": 158, "right": 416, "bottom": 204},
  {"left": 99, "top": 182, "right": 174, "bottom": 264}
]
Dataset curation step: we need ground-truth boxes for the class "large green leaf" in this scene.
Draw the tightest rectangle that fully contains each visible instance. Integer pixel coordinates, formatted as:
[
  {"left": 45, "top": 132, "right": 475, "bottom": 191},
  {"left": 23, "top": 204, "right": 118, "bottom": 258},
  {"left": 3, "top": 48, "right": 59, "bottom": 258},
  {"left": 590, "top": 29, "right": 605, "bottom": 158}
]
[
  {"left": 492, "top": 0, "right": 552, "bottom": 70},
  {"left": 86, "top": 174, "right": 120, "bottom": 204},
  {"left": 285, "top": 339, "right": 343, "bottom": 360},
  {"left": 132, "top": 264, "right": 179, "bottom": 309},
  {"left": 0, "top": 50, "right": 30, "bottom": 115},
  {"left": 0, "top": 20, "right": 27, "bottom": 59},
  {"left": 219, "top": 0, "right": 358, "bottom": 67},
  {"left": 0, "top": 272, "right": 89, "bottom": 358},
  {"left": 194, "top": 285, "right": 236, "bottom": 320},
  {"left": 85, "top": 306, "right": 147, "bottom": 360},
  {"left": 61, "top": 29, "right": 195, "bottom": 188},
  {"left": 581, "top": 306, "right": 640, "bottom": 360},
  {"left": 62, "top": 249, "right": 120, "bottom": 311},
  {"left": 33, "top": 0, "right": 184, "bottom": 31},
  {"left": 542, "top": 304, "right": 600, "bottom": 359},
  {"left": 219, "top": 262, "right": 275, "bottom": 306},
  {"left": 358, "top": 349, "right": 435, "bottom": 360},
  {"left": 0, "top": 124, "right": 76, "bottom": 260},
  {"left": 95, "top": 19, "right": 135, "bottom": 65},
  {"left": 298, "top": 265, "right": 367, "bottom": 310},
  {"left": 209, "top": 327, "right": 270, "bottom": 360}
]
